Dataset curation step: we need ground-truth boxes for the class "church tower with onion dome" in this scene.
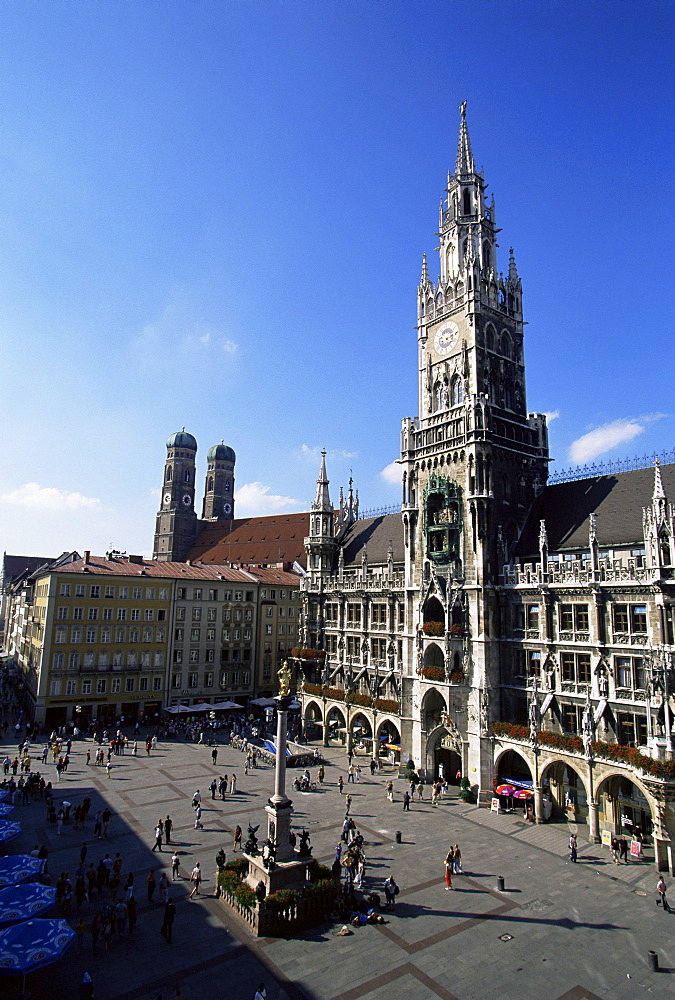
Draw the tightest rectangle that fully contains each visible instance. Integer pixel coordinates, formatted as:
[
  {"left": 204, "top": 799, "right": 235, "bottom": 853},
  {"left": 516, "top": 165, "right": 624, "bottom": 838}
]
[{"left": 153, "top": 428, "right": 199, "bottom": 561}]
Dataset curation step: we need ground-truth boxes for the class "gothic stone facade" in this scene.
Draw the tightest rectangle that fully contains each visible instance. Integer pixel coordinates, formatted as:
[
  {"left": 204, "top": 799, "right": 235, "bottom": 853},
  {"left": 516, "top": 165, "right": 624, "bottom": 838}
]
[{"left": 299, "top": 106, "right": 675, "bottom": 871}]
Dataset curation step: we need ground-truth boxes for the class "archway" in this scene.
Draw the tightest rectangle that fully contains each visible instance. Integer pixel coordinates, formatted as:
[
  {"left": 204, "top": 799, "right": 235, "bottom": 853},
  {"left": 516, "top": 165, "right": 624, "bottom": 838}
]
[
  {"left": 376, "top": 719, "right": 401, "bottom": 764},
  {"left": 421, "top": 687, "right": 447, "bottom": 734},
  {"left": 596, "top": 773, "right": 654, "bottom": 849},
  {"left": 429, "top": 727, "right": 463, "bottom": 784},
  {"left": 541, "top": 760, "right": 589, "bottom": 826},
  {"left": 349, "top": 712, "right": 372, "bottom": 753},
  {"left": 422, "top": 643, "right": 445, "bottom": 683},
  {"left": 423, "top": 596, "right": 445, "bottom": 626},
  {"left": 326, "top": 705, "right": 347, "bottom": 746},
  {"left": 303, "top": 700, "right": 323, "bottom": 741}
]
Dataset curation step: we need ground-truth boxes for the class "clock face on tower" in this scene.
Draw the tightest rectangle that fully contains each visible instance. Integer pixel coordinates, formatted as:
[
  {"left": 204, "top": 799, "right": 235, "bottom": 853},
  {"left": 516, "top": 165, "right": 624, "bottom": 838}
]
[
  {"left": 163, "top": 493, "right": 171, "bottom": 505},
  {"left": 182, "top": 494, "right": 192, "bottom": 507},
  {"left": 223, "top": 502, "right": 232, "bottom": 514},
  {"left": 434, "top": 322, "right": 459, "bottom": 354}
]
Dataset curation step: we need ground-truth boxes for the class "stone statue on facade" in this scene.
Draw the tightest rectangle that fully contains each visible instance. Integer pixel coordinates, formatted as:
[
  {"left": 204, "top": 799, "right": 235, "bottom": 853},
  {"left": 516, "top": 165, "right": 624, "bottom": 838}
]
[
  {"left": 528, "top": 680, "right": 540, "bottom": 743},
  {"left": 582, "top": 690, "right": 594, "bottom": 756}
]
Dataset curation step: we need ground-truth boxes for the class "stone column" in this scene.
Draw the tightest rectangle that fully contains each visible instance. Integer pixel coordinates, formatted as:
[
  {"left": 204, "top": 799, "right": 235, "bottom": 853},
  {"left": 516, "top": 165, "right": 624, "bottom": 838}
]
[
  {"left": 322, "top": 698, "right": 329, "bottom": 747},
  {"left": 534, "top": 784, "right": 544, "bottom": 824},
  {"left": 588, "top": 799, "right": 600, "bottom": 842},
  {"left": 266, "top": 697, "right": 295, "bottom": 863}
]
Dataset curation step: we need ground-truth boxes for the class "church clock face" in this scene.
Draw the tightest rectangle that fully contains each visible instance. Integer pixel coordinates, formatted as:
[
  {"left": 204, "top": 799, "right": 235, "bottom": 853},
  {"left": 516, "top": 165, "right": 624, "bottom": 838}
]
[
  {"left": 182, "top": 494, "right": 192, "bottom": 507},
  {"left": 163, "top": 493, "right": 171, "bottom": 505},
  {"left": 434, "top": 322, "right": 459, "bottom": 354},
  {"left": 223, "top": 502, "right": 232, "bottom": 514}
]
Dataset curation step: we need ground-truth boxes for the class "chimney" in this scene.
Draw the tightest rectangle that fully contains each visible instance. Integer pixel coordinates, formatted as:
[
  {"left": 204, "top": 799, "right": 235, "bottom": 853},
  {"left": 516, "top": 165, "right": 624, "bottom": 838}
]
[{"left": 83, "top": 551, "right": 90, "bottom": 564}]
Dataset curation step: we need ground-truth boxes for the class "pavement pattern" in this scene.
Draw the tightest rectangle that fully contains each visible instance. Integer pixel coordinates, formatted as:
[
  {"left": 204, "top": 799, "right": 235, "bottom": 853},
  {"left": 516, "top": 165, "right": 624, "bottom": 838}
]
[{"left": 2, "top": 729, "right": 675, "bottom": 1000}]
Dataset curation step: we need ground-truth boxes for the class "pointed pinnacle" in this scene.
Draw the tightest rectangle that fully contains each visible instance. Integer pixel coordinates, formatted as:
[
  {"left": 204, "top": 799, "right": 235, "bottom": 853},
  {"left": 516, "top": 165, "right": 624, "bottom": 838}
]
[
  {"left": 654, "top": 458, "right": 666, "bottom": 500},
  {"left": 456, "top": 101, "right": 474, "bottom": 175}
]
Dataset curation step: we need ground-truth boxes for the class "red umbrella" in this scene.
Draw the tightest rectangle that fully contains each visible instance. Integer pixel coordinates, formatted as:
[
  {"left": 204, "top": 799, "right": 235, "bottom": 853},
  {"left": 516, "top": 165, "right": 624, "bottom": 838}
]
[
  {"left": 513, "top": 789, "right": 533, "bottom": 799},
  {"left": 495, "top": 784, "right": 517, "bottom": 796}
]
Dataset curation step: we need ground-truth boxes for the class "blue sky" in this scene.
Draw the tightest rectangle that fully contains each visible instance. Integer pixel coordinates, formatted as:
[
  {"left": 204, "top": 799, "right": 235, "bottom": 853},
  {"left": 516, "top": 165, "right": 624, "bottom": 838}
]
[{"left": 0, "top": 0, "right": 672, "bottom": 558}]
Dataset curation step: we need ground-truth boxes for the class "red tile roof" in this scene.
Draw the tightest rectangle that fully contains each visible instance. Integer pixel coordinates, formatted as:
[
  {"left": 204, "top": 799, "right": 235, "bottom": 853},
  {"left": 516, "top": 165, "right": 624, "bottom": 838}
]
[
  {"left": 187, "top": 513, "right": 311, "bottom": 568},
  {"left": 50, "top": 556, "right": 299, "bottom": 585}
]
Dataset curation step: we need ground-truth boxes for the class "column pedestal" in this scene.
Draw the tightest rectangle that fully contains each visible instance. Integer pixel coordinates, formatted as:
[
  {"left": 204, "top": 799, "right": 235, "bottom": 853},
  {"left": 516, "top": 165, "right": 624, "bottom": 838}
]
[{"left": 588, "top": 800, "right": 600, "bottom": 843}]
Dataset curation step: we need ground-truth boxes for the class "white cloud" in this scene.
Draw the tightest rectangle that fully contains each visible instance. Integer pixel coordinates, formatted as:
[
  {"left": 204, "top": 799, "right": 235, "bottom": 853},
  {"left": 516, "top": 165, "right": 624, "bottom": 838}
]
[
  {"left": 1, "top": 482, "right": 101, "bottom": 511},
  {"left": 131, "top": 301, "right": 237, "bottom": 367},
  {"left": 568, "top": 419, "right": 644, "bottom": 464},
  {"left": 234, "top": 482, "right": 299, "bottom": 516},
  {"left": 299, "top": 444, "right": 357, "bottom": 462},
  {"left": 380, "top": 461, "right": 402, "bottom": 485},
  {"left": 543, "top": 409, "right": 560, "bottom": 423}
]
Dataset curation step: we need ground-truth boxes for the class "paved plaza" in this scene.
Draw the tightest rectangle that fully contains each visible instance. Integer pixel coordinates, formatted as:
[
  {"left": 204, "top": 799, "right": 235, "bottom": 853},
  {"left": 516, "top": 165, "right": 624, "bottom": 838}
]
[{"left": 3, "top": 730, "right": 675, "bottom": 1000}]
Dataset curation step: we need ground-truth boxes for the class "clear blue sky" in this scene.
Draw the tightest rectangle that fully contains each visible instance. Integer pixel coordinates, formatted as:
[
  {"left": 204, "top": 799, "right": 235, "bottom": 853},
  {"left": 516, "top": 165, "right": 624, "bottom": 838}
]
[{"left": 0, "top": 0, "right": 672, "bottom": 558}]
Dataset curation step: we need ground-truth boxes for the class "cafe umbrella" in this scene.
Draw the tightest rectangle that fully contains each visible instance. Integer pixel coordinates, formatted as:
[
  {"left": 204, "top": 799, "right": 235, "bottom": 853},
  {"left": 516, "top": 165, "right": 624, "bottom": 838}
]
[
  {"left": 0, "top": 884, "right": 56, "bottom": 927},
  {"left": 0, "top": 856, "right": 45, "bottom": 889},
  {"left": 0, "top": 822, "right": 21, "bottom": 846},
  {"left": 0, "top": 917, "right": 75, "bottom": 993}
]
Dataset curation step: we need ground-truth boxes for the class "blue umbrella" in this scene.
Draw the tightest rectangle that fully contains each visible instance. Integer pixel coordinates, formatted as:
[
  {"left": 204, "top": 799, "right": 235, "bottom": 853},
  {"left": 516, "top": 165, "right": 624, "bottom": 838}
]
[
  {"left": 0, "top": 790, "right": 9, "bottom": 803},
  {"left": 0, "top": 804, "right": 14, "bottom": 818},
  {"left": 0, "top": 918, "right": 74, "bottom": 976},
  {"left": 0, "top": 823, "right": 21, "bottom": 845},
  {"left": 0, "top": 856, "right": 45, "bottom": 889},
  {"left": 0, "top": 885, "right": 56, "bottom": 927}
]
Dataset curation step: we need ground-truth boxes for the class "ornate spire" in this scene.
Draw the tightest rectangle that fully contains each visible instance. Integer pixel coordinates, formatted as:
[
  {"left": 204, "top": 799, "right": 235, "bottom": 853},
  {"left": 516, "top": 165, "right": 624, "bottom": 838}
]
[
  {"left": 653, "top": 458, "right": 666, "bottom": 501},
  {"left": 312, "top": 450, "right": 332, "bottom": 512},
  {"left": 455, "top": 100, "right": 475, "bottom": 176},
  {"left": 420, "top": 252, "right": 430, "bottom": 287},
  {"left": 508, "top": 247, "right": 519, "bottom": 284}
]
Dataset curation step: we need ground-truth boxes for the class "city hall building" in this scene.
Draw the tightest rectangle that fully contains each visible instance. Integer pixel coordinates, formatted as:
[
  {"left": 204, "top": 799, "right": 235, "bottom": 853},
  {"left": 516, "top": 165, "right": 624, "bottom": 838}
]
[{"left": 298, "top": 106, "right": 675, "bottom": 871}]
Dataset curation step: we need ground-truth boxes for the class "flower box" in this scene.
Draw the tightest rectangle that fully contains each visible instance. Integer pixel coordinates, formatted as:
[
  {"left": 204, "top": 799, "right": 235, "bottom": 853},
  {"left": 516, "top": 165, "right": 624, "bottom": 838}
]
[
  {"left": 422, "top": 621, "right": 445, "bottom": 637},
  {"left": 421, "top": 665, "right": 445, "bottom": 682}
]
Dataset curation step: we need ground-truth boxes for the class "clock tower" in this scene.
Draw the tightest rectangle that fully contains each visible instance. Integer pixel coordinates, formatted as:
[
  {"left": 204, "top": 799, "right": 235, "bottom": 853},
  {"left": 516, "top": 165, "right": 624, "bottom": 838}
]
[
  {"left": 202, "top": 442, "right": 236, "bottom": 521},
  {"left": 153, "top": 428, "right": 199, "bottom": 561},
  {"left": 400, "top": 103, "right": 549, "bottom": 788}
]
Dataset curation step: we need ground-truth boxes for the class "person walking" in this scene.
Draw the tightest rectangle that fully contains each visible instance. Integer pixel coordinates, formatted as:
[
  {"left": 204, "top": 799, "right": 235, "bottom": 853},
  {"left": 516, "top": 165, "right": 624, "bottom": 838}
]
[
  {"left": 569, "top": 834, "right": 578, "bottom": 863},
  {"left": 164, "top": 815, "right": 173, "bottom": 845},
  {"left": 229, "top": 773, "right": 237, "bottom": 795},
  {"left": 194, "top": 805, "right": 204, "bottom": 830},
  {"left": 189, "top": 862, "right": 202, "bottom": 898},
  {"left": 254, "top": 984, "right": 267, "bottom": 1000},
  {"left": 386, "top": 781, "right": 394, "bottom": 802},
  {"left": 444, "top": 848, "right": 454, "bottom": 890},
  {"left": 210, "top": 778, "right": 217, "bottom": 800},
  {"left": 158, "top": 873, "right": 169, "bottom": 905},
  {"left": 657, "top": 876, "right": 670, "bottom": 913},
  {"left": 345, "top": 794, "right": 352, "bottom": 815},
  {"left": 171, "top": 852, "right": 180, "bottom": 880},
  {"left": 403, "top": 791, "right": 411, "bottom": 811},
  {"left": 211, "top": 747, "right": 218, "bottom": 765},
  {"left": 318, "top": 765, "right": 325, "bottom": 785},
  {"left": 618, "top": 836, "right": 629, "bottom": 863},
  {"left": 161, "top": 897, "right": 176, "bottom": 943},
  {"left": 147, "top": 870, "right": 157, "bottom": 902},
  {"left": 152, "top": 824, "right": 163, "bottom": 852},
  {"left": 453, "top": 844, "right": 462, "bottom": 874},
  {"left": 383, "top": 875, "right": 398, "bottom": 911},
  {"left": 337, "top": 775, "right": 344, "bottom": 795},
  {"left": 233, "top": 825, "right": 242, "bottom": 852}
]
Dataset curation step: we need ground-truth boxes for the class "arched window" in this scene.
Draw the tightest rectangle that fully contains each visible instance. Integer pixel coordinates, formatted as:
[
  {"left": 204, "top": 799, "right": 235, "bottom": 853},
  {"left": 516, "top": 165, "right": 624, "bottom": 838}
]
[
  {"left": 166, "top": 466, "right": 172, "bottom": 482},
  {"left": 184, "top": 469, "right": 191, "bottom": 483},
  {"left": 484, "top": 325, "right": 495, "bottom": 351},
  {"left": 207, "top": 476, "right": 213, "bottom": 493},
  {"left": 483, "top": 241, "right": 491, "bottom": 269},
  {"left": 451, "top": 376, "right": 463, "bottom": 406},
  {"left": 68, "top": 652, "right": 79, "bottom": 670},
  {"left": 433, "top": 382, "right": 444, "bottom": 412},
  {"left": 463, "top": 188, "right": 471, "bottom": 215}
]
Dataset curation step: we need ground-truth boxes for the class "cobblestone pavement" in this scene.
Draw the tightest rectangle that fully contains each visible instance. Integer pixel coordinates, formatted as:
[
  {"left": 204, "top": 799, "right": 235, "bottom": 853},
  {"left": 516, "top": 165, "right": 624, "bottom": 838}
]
[{"left": 3, "top": 730, "right": 675, "bottom": 1000}]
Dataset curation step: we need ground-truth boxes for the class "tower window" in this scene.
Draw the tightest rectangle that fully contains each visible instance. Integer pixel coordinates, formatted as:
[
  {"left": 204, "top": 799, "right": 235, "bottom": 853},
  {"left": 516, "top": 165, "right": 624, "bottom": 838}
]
[
  {"left": 166, "top": 467, "right": 172, "bottom": 481},
  {"left": 462, "top": 189, "right": 471, "bottom": 215},
  {"left": 184, "top": 470, "right": 190, "bottom": 483}
]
